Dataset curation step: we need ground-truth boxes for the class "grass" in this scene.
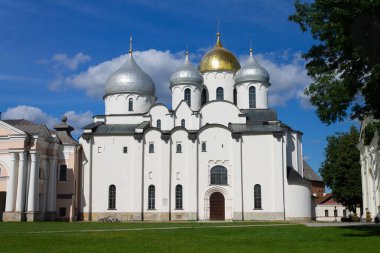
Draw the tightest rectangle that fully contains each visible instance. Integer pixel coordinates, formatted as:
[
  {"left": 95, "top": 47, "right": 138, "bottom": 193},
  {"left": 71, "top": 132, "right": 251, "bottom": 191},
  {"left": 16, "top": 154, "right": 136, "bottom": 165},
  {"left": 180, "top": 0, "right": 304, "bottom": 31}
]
[{"left": 0, "top": 221, "right": 379, "bottom": 253}]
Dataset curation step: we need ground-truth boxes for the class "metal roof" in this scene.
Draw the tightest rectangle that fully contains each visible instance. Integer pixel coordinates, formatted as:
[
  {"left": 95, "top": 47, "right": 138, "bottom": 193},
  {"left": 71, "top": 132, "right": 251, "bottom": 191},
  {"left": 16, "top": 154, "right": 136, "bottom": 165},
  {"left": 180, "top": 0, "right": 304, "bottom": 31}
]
[
  {"left": 303, "top": 160, "right": 323, "bottom": 182},
  {"left": 240, "top": 109, "right": 277, "bottom": 123},
  {"left": 3, "top": 119, "right": 52, "bottom": 138}
]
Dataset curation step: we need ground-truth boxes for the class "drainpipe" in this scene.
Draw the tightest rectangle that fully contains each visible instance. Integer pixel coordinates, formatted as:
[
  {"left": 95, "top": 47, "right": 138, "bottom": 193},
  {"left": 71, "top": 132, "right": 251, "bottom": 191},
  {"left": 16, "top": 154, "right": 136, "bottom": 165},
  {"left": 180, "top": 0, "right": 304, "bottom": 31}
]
[
  {"left": 281, "top": 134, "right": 286, "bottom": 221},
  {"left": 196, "top": 137, "right": 199, "bottom": 221},
  {"left": 240, "top": 136, "right": 244, "bottom": 221},
  {"left": 89, "top": 137, "right": 93, "bottom": 221},
  {"left": 141, "top": 138, "right": 145, "bottom": 221},
  {"left": 168, "top": 138, "right": 172, "bottom": 221}
]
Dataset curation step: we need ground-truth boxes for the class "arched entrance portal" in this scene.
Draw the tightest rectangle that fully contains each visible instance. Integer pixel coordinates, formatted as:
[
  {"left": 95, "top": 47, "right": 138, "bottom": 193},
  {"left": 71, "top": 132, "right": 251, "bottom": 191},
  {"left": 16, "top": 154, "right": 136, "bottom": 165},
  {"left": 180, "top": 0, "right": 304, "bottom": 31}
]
[{"left": 209, "top": 192, "right": 225, "bottom": 220}]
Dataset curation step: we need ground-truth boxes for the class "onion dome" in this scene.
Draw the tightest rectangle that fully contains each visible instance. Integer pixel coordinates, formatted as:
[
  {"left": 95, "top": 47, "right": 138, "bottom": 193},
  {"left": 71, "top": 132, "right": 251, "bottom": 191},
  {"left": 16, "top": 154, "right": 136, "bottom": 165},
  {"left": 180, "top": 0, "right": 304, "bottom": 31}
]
[
  {"left": 170, "top": 50, "right": 203, "bottom": 87},
  {"left": 234, "top": 48, "right": 269, "bottom": 84},
  {"left": 198, "top": 32, "right": 241, "bottom": 73},
  {"left": 105, "top": 37, "right": 155, "bottom": 97}
]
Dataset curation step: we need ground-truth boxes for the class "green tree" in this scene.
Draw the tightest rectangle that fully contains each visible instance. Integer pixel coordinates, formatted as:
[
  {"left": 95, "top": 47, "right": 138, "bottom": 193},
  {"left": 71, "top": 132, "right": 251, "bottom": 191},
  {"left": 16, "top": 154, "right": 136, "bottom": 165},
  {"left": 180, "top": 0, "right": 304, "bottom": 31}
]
[
  {"left": 289, "top": 0, "right": 380, "bottom": 124},
  {"left": 320, "top": 126, "right": 362, "bottom": 212}
]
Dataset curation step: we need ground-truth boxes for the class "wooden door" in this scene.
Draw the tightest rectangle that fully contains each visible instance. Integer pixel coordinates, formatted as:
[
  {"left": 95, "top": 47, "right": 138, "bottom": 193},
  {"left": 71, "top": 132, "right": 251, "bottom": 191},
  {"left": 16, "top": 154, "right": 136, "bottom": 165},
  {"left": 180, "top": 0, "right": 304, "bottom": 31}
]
[{"left": 210, "top": 192, "right": 225, "bottom": 220}]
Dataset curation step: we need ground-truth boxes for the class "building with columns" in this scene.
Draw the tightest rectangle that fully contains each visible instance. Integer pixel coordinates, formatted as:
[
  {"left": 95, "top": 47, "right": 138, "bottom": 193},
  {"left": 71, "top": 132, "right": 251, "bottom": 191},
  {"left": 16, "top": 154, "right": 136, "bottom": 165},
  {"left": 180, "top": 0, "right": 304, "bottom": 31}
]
[
  {"left": 79, "top": 33, "right": 312, "bottom": 221},
  {"left": 0, "top": 118, "right": 80, "bottom": 221},
  {"left": 358, "top": 118, "right": 380, "bottom": 220}
]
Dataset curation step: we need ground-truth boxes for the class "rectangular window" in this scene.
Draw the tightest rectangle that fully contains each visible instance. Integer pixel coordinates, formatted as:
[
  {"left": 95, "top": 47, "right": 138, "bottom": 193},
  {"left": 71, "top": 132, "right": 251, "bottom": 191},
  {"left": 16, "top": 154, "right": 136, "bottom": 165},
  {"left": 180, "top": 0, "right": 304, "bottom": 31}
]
[
  {"left": 334, "top": 209, "right": 338, "bottom": 217},
  {"left": 98, "top": 146, "right": 102, "bottom": 153},
  {"left": 123, "top": 147, "right": 128, "bottom": 153},
  {"left": 325, "top": 210, "right": 329, "bottom": 217},
  {"left": 59, "top": 207, "right": 66, "bottom": 217},
  {"left": 59, "top": 165, "right": 67, "bottom": 181},
  {"left": 201, "top": 142, "right": 207, "bottom": 152},
  {"left": 343, "top": 209, "right": 347, "bottom": 217}
]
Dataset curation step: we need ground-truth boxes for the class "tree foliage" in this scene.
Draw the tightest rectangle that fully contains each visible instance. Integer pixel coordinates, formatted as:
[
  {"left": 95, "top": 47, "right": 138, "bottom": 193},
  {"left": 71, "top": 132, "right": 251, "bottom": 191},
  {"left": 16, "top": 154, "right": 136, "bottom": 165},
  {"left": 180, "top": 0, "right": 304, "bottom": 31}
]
[
  {"left": 289, "top": 0, "right": 380, "bottom": 124},
  {"left": 320, "top": 126, "right": 362, "bottom": 211}
]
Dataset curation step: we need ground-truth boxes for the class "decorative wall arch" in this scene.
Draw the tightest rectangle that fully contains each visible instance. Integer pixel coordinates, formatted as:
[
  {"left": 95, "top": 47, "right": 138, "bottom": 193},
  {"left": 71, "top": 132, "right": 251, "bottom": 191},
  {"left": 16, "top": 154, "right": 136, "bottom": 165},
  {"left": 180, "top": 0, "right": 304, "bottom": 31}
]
[
  {"left": 0, "top": 160, "right": 10, "bottom": 177},
  {"left": 203, "top": 186, "right": 232, "bottom": 220}
]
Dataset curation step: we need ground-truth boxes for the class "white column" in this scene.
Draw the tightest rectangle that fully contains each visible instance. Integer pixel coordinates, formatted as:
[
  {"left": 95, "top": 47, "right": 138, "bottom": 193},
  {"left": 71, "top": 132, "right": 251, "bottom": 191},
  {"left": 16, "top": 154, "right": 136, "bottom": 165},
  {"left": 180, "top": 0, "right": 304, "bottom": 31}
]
[
  {"left": 27, "top": 153, "right": 39, "bottom": 212},
  {"left": 15, "top": 152, "right": 27, "bottom": 212},
  {"left": 5, "top": 152, "right": 19, "bottom": 212},
  {"left": 47, "top": 157, "right": 58, "bottom": 212}
]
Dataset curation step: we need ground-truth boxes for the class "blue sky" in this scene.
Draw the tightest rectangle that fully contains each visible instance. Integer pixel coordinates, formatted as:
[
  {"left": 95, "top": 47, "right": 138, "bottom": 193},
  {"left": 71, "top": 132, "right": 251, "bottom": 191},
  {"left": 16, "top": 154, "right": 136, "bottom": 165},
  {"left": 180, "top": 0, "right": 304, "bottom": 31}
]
[{"left": 0, "top": 0, "right": 359, "bottom": 174}]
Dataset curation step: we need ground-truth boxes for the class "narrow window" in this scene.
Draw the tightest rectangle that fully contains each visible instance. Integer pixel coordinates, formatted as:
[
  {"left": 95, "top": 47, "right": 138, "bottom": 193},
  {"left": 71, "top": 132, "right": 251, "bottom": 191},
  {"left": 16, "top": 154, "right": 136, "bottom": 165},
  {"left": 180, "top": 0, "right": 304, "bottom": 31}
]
[
  {"left": 325, "top": 210, "right": 329, "bottom": 217},
  {"left": 176, "top": 143, "right": 182, "bottom": 153},
  {"left": 254, "top": 184, "right": 262, "bottom": 209},
  {"left": 181, "top": 119, "right": 185, "bottom": 128},
  {"left": 334, "top": 209, "right": 338, "bottom": 217},
  {"left": 128, "top": 98, "right": 133, "bottom": 111},
  {"left": 201, "top": 88, "right": 208, "bottom": 105},
  {"left": 148, "top": 185, "right": 155, "bottom": 210},
  {"left": 175, "top": 184, "right": 183, "bottom": 209},
  {"left": 210, "top": 166, "right": 228, "bottom": 185},
  {"left": 123, "top": 147, "right": 128, "bottom": 153},
  {"left": 149, "top": 143, "right": 154, "bottom": 153},
  {"left": 343, "top": 209, "right": 347, "bottom": 217},
  {"left": 156, "top": 119, "right": 161, "bottom": 129},
  {"left": 59, "top": 207, "right": 66, "bottom": 217},
  {"left": 249, "top": 86, "right": 256, "bottom": 108},
  {"left": 108, "top": 185, "right": 116, "bottom": 209},
  {"left": 201, "top": 142, "right": 207, "bottom": 152},
  {"left": 216, "top": 87, "right": 224, "bottom": 100},
  {"left": 59, "top": 165, "right": 67, "bottom": 181},
  {"left": 184, "top": 88, "right": 191, "bottom": 106},
  {"left": 233, "top": 88, "right": 237, "bottom": 105},
  {"left": 98, "top": 147, "right": 102, "bottom": 153}
]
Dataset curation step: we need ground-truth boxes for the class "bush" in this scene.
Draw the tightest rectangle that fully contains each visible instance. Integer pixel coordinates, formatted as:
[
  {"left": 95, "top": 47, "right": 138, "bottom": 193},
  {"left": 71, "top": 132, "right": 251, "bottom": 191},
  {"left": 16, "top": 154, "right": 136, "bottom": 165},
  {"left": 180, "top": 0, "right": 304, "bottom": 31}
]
[
  {"left": 341, "top": 217, "right": 353, "bottom": 222},
  {"left": 375, "top": 217, "right": 380, "bottom": 224}
]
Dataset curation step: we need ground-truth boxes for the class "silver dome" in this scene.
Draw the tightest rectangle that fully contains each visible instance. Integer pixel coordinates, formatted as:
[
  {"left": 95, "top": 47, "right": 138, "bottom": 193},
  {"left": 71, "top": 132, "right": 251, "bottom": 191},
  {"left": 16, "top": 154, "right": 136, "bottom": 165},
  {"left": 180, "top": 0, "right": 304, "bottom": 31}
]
[
  {"left": 105, "top": 53, "right": 155, "bottom": 97},
  {"left": 234, "top": 49, "right": 270, "bottom": 84},
  {"left": 170, "top": 52, "right": 203, "bottom": 87}
]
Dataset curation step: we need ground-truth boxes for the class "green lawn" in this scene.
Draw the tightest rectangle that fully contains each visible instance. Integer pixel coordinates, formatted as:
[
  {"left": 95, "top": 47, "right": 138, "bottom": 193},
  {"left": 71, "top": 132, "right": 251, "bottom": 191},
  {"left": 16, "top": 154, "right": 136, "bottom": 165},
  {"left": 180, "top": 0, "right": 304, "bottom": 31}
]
[{"left": 0, "top": 222, "right": 379, "bottom": 253}]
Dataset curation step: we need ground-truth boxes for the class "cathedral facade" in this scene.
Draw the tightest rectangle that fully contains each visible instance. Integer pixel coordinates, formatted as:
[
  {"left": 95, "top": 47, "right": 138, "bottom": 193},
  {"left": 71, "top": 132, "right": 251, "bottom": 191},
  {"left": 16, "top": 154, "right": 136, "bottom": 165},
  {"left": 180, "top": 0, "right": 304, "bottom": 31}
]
[{"left": 79, "top": 33, "right": 312, "bottom": 221}]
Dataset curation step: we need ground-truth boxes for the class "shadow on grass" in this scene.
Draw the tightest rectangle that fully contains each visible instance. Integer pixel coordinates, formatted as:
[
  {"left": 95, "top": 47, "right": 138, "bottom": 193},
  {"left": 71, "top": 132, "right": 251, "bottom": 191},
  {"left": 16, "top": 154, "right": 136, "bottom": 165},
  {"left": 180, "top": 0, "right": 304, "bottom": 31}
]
[{"left": 339, "top": 224, "right": 380, "bottom": 237}]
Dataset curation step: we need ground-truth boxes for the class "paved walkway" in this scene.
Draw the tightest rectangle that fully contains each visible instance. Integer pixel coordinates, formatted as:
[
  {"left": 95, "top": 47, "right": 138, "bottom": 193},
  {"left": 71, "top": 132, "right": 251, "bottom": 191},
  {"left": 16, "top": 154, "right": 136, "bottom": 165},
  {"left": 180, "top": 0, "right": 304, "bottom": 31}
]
[
  {"left": 303, "top": 222, "right": 379, "bottom": 227},
  {"left": 25, "top": 223, "right": 298, "bottom": 234}
]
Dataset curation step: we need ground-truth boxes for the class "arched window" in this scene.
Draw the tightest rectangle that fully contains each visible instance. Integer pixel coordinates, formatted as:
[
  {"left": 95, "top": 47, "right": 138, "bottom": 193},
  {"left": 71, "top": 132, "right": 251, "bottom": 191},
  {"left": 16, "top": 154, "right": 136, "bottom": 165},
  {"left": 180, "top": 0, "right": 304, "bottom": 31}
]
[
  {"left": 233, "top": 88, "right": 237, "bottom": 105},
  {"left": 156, "top": 119, "right": 161, "bottom": 129},
  {"left": 148, "top": 185, "right": 155, "bottom": 210},
  {"left": 216, "top": 87, "right": 224, "bottom": 100},
  {"left": 128, "top": 98, "right": 133, "bottom": 111},
  {"left": 210, "top": 166, "right": 228, "bottom": 185},
  {"left": 175, "top": 184, "right": 183, "bottom": 209},
  {"left": 254, "top": 184, "right": 262, "bottom": 209},
  {"left": 201, "top": 142, "right": 207, "bottom": 152},
  {"left": 184, "top": 88, "right": 191, "bottom": 106},
  {"left": 108, "top": 185, "right": 116, "bottom": 209},
  {"left": 176, "top": 144, "right": 182, "bottom": 153},
  {"left": 181, "top": 119, "right": 185, "bottom": 128},
  {"left": 201, "top": 88, "right": 208, "bottom": 105},
  {"left": 249, "top": 86, "right": 256, "bottom": 108},
  {"left": 149, "top": 143, "right": 154, "bottom": 153}
]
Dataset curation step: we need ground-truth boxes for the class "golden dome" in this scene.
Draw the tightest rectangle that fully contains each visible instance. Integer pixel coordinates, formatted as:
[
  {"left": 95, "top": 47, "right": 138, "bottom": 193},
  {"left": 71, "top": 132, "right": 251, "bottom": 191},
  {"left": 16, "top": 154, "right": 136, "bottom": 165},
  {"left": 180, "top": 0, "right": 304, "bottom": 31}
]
[{"left": 198, "top": 33, "right": 241, "bottom": 73}]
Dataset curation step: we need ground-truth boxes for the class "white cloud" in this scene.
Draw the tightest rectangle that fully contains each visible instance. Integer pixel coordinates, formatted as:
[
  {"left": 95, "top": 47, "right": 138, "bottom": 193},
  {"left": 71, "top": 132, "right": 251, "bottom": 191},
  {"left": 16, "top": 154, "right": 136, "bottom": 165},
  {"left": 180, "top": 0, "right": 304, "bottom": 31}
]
[
  {"left": 63, "top": 110, "right": 93, "bottom": 135},
  {"left": 52, "top": 52, "right": 91, "bottom": 70},
  {"left": 240, "top": 51, "right": 312, "bottom": 109},
  {"left": 66, "top": 49, "right": 184, "bottom": 104},
  {"left": 2, "top": 105, "right": 93, "bottom": 136}
]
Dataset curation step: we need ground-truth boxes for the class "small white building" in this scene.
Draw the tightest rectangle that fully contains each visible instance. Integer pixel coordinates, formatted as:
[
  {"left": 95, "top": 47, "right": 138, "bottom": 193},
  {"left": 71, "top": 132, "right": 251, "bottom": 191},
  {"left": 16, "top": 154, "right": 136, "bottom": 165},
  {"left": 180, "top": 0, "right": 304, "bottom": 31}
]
[
  {"left": 79, "top": 33, "right": 312, "bottom": 221},
  {"left": 358, "top": 118, "right": 380, "bottom": 220}
]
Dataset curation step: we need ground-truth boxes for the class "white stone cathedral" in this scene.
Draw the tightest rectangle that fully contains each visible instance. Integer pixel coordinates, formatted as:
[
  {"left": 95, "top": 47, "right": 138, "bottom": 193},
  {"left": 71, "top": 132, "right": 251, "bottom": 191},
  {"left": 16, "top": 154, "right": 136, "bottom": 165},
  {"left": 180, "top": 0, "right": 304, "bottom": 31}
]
[{"left": 79, "top": 33, "right": 312, "bottom": 221}]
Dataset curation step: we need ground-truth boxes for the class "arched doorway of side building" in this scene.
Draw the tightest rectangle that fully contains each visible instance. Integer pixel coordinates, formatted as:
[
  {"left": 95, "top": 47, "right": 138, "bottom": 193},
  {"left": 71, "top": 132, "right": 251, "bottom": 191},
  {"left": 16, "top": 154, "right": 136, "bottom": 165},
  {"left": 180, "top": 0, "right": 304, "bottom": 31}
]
[{"left": 209, "top": 192, "right": 225, "bottom": 220}]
